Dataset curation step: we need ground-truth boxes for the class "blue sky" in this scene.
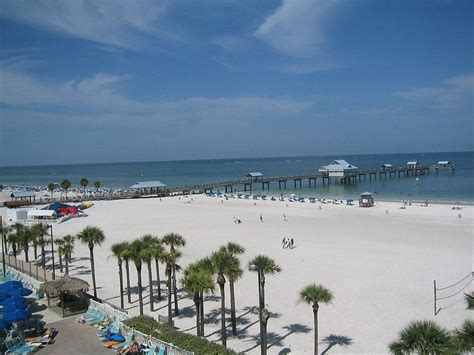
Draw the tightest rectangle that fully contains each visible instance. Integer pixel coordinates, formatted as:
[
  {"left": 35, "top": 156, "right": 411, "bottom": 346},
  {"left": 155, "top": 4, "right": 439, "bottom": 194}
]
[{"left": 0, "top": 0, "right": 472, "bottom": 166}]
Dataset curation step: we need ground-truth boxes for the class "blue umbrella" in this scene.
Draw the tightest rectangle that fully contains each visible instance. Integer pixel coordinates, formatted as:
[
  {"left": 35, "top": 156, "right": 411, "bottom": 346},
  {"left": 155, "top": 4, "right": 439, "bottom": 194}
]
[
  {"left": 7, "top": 288, "right": 32, "bottom": 297},
  {"left": 0, "top": 281, "right": 22, "bottom": 289},
  {"left": 0, "top": 291, "right": 9, "bottom": 301},
  {"left": 3, "top": 309, "right": 32, "bottom": 322},
  {"left": 1, "top": 303, "right": 27, "bottom": 312},
  {"left": 0, "top": 319, "right": 12, "bottom": 329},
  {"left": 1, "top": 297, "right": 26, "bottom": 307}
]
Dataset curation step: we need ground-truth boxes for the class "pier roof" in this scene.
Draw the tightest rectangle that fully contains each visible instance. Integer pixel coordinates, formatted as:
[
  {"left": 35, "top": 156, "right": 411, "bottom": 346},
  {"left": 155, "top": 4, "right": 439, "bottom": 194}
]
[
  {"left": 406, "top": 161, "right": 419, "bottom": 165},
  {"left": 10, "top": 191, "right": 36, "bottom": 198},
  {"left": 319, "top": 160, "right": 358, "bottom": 172},
  {"left": 437, "top": 161, "right": 450, "bottom": 165},
  {"left": 130, "top": 180, "right": 167, "bottom": 189},
  {"left": 247, "top": 172, "right": 263, "bottom": 177}
]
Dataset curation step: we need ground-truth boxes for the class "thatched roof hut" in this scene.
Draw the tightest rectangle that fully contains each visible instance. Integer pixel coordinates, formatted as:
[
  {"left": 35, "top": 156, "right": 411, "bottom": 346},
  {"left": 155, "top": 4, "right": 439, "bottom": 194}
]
[
  {"left": 40, "top": 275, "right": 89, "bottom": 317},
  {"left": 40, "top": 274, "right": 89, "bottom": 298}
]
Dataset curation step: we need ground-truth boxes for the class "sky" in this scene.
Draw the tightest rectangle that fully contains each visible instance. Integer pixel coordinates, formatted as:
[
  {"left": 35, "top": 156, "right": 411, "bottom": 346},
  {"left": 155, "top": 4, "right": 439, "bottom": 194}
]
[{"left": 0, "top": 0, "right": 472, "bottom": 166}]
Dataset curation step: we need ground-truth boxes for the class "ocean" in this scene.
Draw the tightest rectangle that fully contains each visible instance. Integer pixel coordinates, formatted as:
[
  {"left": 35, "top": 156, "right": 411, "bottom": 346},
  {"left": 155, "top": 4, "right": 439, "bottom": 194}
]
[{"left": 1, "top": 151, "right": 472, "bottom": 204}]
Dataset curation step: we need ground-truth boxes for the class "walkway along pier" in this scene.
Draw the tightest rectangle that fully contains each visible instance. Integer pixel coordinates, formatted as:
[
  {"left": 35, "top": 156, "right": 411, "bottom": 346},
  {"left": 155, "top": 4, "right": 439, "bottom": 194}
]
[{"left": 161, "top": 163, "right": 454, "bottom": 195}]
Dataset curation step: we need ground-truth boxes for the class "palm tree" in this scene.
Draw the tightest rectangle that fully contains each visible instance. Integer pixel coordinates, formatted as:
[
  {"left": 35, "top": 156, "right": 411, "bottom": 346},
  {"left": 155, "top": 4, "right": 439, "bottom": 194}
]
[
  {"left": 6, "top": 232, "right": 19, "bottom": 268},
  {"left": 222, "top": 242, "right": 245, "bottom": 335},
  {"left": 77, "top": 226, "right": 105, "bottom": 298},
  {"left": 248, "top": 255, "right": 282, "bottom": 355},
  {"left": 162, "top": 249, "right": 182, "bottom": 325},
  {"left": 128, "top": 239, "right": 145, "bottom": 315},
  {"left": 110, "top": 242, "right": 128, "bottom": 310},
  {"left": 93, "top": 181, "right": 101, "bottom": 193},
  {"left": 30, "top": 223, "right": 49, "bottom": 279},
  {"left": 80, "top": 178, "right": 89, "bottom": 197},
  {"left": 14, "top": 223, "right": 32, "bottom": 263},
  {"left": 299, "top": 284, "right": 334, "bottom": 355},
  {"left": 48, "top": 183, "right": 55, "bottom": 201},
  {"left": 151, "top": 237, "right": 165, "bottom": 301},
  {"left": 62, "top": 235, "right": 75, "bottom": 274},
  {"left": 389, "top": 320, "right": 453, "bottom": 355},
  {"left": 121, "top": 244, "right": 132, "bottom": 303},
  {"left": 210, "top": 248, "right": 238, "bottom": 347},
  {"left": 140, "top": 234, "right": 156, "bottom": 312},
  {"left": 162, "top": 233, "right": 186, "bottom": 316},
  {"left": 60, "top": 179, "right": 71, "bottom": 201},
  {"left": 195, "top": 257, "right": 214, "bottom": 337},
  {"left": 452, "top": 319, "right": 473, "bottom": 354},
  {"left": 181, "top": 263, "right": 215, "bottom": 337},
  {"left": 54, "top": 239, "right": 65, "bottom": 273}
]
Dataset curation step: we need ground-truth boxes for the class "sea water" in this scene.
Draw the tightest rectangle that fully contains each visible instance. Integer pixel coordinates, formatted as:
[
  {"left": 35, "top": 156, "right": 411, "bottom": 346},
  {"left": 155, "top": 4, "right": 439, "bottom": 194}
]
[{"left": 0, "top": 151, "right": 472, "bottom": 204}]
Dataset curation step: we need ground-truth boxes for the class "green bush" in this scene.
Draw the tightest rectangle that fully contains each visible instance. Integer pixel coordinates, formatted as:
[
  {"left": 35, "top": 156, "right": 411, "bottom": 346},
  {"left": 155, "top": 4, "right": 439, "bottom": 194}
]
[
  {"left": 124, "top": 316, "right": 237, "bottom": 355},
  {"left": 465, "top": 292, "right": 474, "bottom": 310}
]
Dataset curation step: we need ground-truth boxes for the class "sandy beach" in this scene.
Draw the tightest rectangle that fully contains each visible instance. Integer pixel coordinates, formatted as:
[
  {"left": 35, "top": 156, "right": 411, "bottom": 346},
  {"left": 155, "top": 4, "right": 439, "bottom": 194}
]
[{"left": 1, "top": 195, "right": 472, "bottom": 354}]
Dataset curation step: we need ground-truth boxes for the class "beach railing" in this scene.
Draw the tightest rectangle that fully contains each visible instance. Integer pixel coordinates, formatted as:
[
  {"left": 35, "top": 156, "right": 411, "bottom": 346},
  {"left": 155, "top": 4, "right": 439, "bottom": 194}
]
[
  {"left": 0, "top": 254, "right": 54, "bottom": 283},
  {"left": 434, "top": 272, "right": 473, "bottom": 315}
]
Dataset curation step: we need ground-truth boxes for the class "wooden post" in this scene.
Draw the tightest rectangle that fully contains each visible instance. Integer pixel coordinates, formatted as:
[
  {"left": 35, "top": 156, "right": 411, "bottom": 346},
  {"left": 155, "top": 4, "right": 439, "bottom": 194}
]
[{"left": 433, "top": 280, "right": 437, "bottom": 315}]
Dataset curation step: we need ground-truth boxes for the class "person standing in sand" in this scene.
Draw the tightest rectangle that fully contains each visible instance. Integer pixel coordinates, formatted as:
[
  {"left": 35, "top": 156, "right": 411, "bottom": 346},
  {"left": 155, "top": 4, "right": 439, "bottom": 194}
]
[
  {"left": 260, "top": 214, "right": 263, "bottom": 222},
  {"left": 282, "top": 237, "right": 286, "bottom": 249}
]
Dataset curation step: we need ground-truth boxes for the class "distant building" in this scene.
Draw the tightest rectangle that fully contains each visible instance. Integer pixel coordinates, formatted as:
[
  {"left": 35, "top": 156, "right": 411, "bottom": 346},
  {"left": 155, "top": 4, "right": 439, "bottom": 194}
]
[
  {"left": 406, "top": 161, "right": 419, "bottom": 168},
  {"left": 359, "top": 192, "right": 374, "bottom": 207},
  {"left": 130, "top": 180, "right": 167, "bottom": 196},
  {"left": 10, "top": 191, "right": 36, "bottom": 204},
  {"left": 436, "top": 161, "right": 451, "bottom": 167},
  {"left": 381, "top": 163, "right": 393, "bottom": 170},
  {"left": 247, "top": 172, "right": 264, "bottom": 183},
  {"left": 319, "top": 160, "right": 358, "bottom": 177}
]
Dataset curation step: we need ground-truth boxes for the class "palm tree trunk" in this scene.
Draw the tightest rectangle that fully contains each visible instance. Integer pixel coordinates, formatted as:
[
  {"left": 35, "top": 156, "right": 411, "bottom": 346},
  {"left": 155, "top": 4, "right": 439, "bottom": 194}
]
[
  {"left": 167, "top": 271, "right": 172, "bottom": 325},
  {"left": 137, "top": 265, "right": 143, "bottom": 315},
  {"left": 200, "top": 292, "right": 205, "bottom": 337},
  {"left": 89, "top": 246, "right": 97, "bottom": 298},
  {"left": 194, "top": 296, "right": 201, "bottom": 337},
  {"left": 23, "top": 242, "right": 29, "bottom": 262},
  {"left": 118, "top": 261, "right": 124, "bottom": 309},
  {"left": 58, "top": 252, "right": 63, "bottom": 273},
  {"left": 230, "top": 280, "right": 237, "bottom": 335},
  {"left": 313, "top": 304, "right": 319, "bottom": 355},
  {"left": 65, "top": 256, "right": 69, "bottom": 275},
  {"left": 155, "top": 259, "right": 161, "bottom": 301},
  {"left": 172, "top": 266, "right": 179, "bottom": 315},
  {"left": 148, "top": 261, "right": 154, "bottom": 311},
  {"left": 13, "top": 246, "right": 17, "bottom": 269},
  {"left": 219, "top": 278, "right": 227, "bottom": 347},
  {"left": 261, "top": 308, "right": 269, "bottom": 355},
  {"left": 125, "top": 259, "right": 131, "bottom": 303},
  {"left": 34, "top": 246, "right": 38, "bottom": 260}
]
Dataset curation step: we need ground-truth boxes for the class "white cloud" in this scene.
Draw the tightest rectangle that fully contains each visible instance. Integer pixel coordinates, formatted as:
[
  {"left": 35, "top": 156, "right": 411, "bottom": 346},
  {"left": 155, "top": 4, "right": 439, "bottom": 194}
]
[
  {"left": 253, "top": 0, "right": 340, "bottom": 58},
  {"left": 396, "top": 73, "right": 474, "bottom": 110},
  {"left": 0, "top": 0, "right": 170, "bottom": 49}
]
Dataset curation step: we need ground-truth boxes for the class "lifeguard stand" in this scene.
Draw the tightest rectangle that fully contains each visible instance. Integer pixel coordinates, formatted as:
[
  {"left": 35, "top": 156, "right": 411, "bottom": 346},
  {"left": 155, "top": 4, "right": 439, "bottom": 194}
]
[{"left": 359, "top": 192, "right": 374, "bottom": 207}]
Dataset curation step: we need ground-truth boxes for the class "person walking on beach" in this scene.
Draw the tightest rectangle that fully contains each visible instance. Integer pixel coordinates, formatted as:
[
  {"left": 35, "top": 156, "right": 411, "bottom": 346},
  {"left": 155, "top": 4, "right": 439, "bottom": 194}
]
[
  {"left": 260, "top": 214, "right": 263, "bottom": 223},
  {"left": 283, "top": 213, "right": 287, "bottom": 221},
  {"left": 282, "top": 237, "right": 286, "bottom": 249},
  {"left": 290, "top": 238, "right": 294, "bottom": 249}
]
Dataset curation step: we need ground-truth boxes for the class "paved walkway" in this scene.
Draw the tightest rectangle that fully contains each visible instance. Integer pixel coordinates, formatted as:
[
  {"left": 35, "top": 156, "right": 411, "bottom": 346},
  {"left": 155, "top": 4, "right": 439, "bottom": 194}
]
[{"left": 40, "top": 317, "right": 115, "bottom": 355}]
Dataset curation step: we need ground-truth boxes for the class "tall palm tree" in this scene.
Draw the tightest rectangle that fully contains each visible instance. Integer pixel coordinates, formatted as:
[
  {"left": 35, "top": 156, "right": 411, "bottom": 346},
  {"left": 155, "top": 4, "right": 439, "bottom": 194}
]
[
  {"left": 140, "top": 234, "right": 156, "bottom": 312},
  {"left": 162, "top": 249, "right": 182, "bottom": 325},
  {"left": 62, "top": 235, "right": 75, "bottom": 275},
  {"left": 299, "top": 284, "right": 334, "bottom": 355},
  {"left": 30, "top": 223, "right": 49, "bottom": 278},
  {"left": 195, "top": 257, "right": 214, "bottom": 337},
  {"left": 110, "top": 242, "right": 128, "bottom": 310},
  {"left": 6, "top": 232, "right": 19, "bottom": 268},
  {"left": 248, "top": 255, "right": 282, "bottom": 355},
  {"left": 389, "top": 320, "right": 453, "bottom": 355},
  {"left": 181, "top": 263, "right": 215, "bottom": 337},
  {"left": 121, "top": 244, "right": 132, "bottom": 303},
  {"left": 162, "top": 233, "right": 186, "bottom": 316},
  {"left": 210, "top": 248, "right": 238, "bottom": 347},
  {"left": 47, "top": 183, "right": 55, "bottom": 201},
  {"left": 453, "top": 319, "right": 474, "bottom": 353},
  {"left": 77, "top": 226, "right": 105, "bottom": 298},
  {"left": 93, "top": 181, "right": 101, "bottom": 194},
  {"left": 60, "top": 179, "right": 71, "bottom": 201},
  {"left": 128, "top": 239, "right": 145, "bottom": 315},
  {"left": 151, "top": 237, "right": 165, "bottom": 301},
  {"left": 15, "top": 224, "right": 32, "bottom": 263},
  {"left": 54, "top": 239, "right": 65, "bottom": 273},
  {"left": 222, "top": 242, "right": 245, "bottom": 335},
  {"left": 80, "top": 178, "right": 89, "bottom": 197}
]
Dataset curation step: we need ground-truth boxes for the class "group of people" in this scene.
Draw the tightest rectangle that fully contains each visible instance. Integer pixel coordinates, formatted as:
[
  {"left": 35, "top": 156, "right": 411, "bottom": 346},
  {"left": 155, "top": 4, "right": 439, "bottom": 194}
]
[{"left": 282, "top": 237, "right": 295, "bottom": 249}]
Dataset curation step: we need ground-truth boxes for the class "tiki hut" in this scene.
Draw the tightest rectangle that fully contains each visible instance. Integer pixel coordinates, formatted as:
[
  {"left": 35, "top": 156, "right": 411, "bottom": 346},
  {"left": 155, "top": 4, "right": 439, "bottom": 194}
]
[{"left": 40, "top": 275, "right": 89, "bottom": 317}]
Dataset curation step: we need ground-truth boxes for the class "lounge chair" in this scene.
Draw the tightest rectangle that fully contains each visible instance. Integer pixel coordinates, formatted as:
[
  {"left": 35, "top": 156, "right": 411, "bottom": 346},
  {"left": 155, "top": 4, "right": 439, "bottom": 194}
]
[
  {"left": 112, "top": 333, "right": 133, "bottom": 349},
  {"left": 157, "top": 346, "right": 166, "bottom": 355},
  {"left": 88, "top": 312, "right": 106, "bottom": 325},
  {"left": 146, "top": 345, "right": 156, "bottom": 354}
]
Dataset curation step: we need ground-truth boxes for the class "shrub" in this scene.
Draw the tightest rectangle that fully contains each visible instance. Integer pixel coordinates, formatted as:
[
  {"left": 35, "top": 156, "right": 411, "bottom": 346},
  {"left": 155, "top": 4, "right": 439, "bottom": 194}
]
[
  {"left": 124, "top": 316, "right": 237, "bottom": 355},
  {"left": 465, "top": 292, "right": 474, "bottom": 310}
]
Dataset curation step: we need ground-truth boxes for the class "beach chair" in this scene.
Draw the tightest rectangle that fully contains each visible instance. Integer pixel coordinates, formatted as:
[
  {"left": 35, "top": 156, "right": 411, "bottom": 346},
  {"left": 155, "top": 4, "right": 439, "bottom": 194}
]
[
  {"left": 88, "top": 312, "right": 106, "bottom": 325},
  {"left": 111, "top": 333, "right": 133, "bottom": 349},
  {"left": 146, "top": 344, "right": 157, "bottom": 354},
  {"left": 77, "top": 307, "right": 97, "bottom": 323},
  {"left": 157, "top": 346, "right": 166, "bottom": 355}
]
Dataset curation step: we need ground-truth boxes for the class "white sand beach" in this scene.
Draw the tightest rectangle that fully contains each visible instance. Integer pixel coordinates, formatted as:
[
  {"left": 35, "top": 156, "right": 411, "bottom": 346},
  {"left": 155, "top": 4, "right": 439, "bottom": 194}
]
[{"left": 1, "top": 195, "right": 472, "bottom": 354}]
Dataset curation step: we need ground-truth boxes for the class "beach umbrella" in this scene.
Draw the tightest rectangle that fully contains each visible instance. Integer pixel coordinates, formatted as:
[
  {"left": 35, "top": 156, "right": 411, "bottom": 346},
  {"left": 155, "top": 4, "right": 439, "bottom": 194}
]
[
  {"left": 0, "top": 319, "right": 12, "bottom": 329},
  {"left": 7, "top": 288, "right": 33, "bottom": 297},
  {"left": 1, "top": 297, "right": 26, "bottom": 307},
  {"left": 3, "top": 309, "right": 32, "bottom": 322},
  {"left": 0, "top": 281, "right": 22, "bottom": 289},
  {"left": 1, "top": 302, "right": 27, "bottom": 312},
  {"left": 0, "top": 291, "right": 9, "bottom": 301}
]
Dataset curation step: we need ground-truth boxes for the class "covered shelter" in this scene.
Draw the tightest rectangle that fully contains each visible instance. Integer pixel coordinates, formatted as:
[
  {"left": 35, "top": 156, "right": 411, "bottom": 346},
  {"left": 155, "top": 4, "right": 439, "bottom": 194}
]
[
  {"left": 359, "top": 192, "right": 374, "bottom": 207},
  {"left": 10, "top": 191, "right": 36, "bottom": 204},
  {"left": 246, "top": 172, "right": 264, "bottom": 183},
  {"left": 381, "top": 163, "right": 393, "bottom": 170},
  {"left": 406, "top": 161, "right": 419, "bottom": 168},
  {"left": 40, "top": 275, "right": 89, "bottom": 317},
  {"left": 28, "top": 209, "right": 57, "bottom": 221},
  {"left": 130, "top": 180, "right": 167, "bottom": 196},
  {"left": 436, "top": 161, "right": 451, "bottom": 167},
  {"left": 319, "top": 160, "right": 359, "bottom": 177}
]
